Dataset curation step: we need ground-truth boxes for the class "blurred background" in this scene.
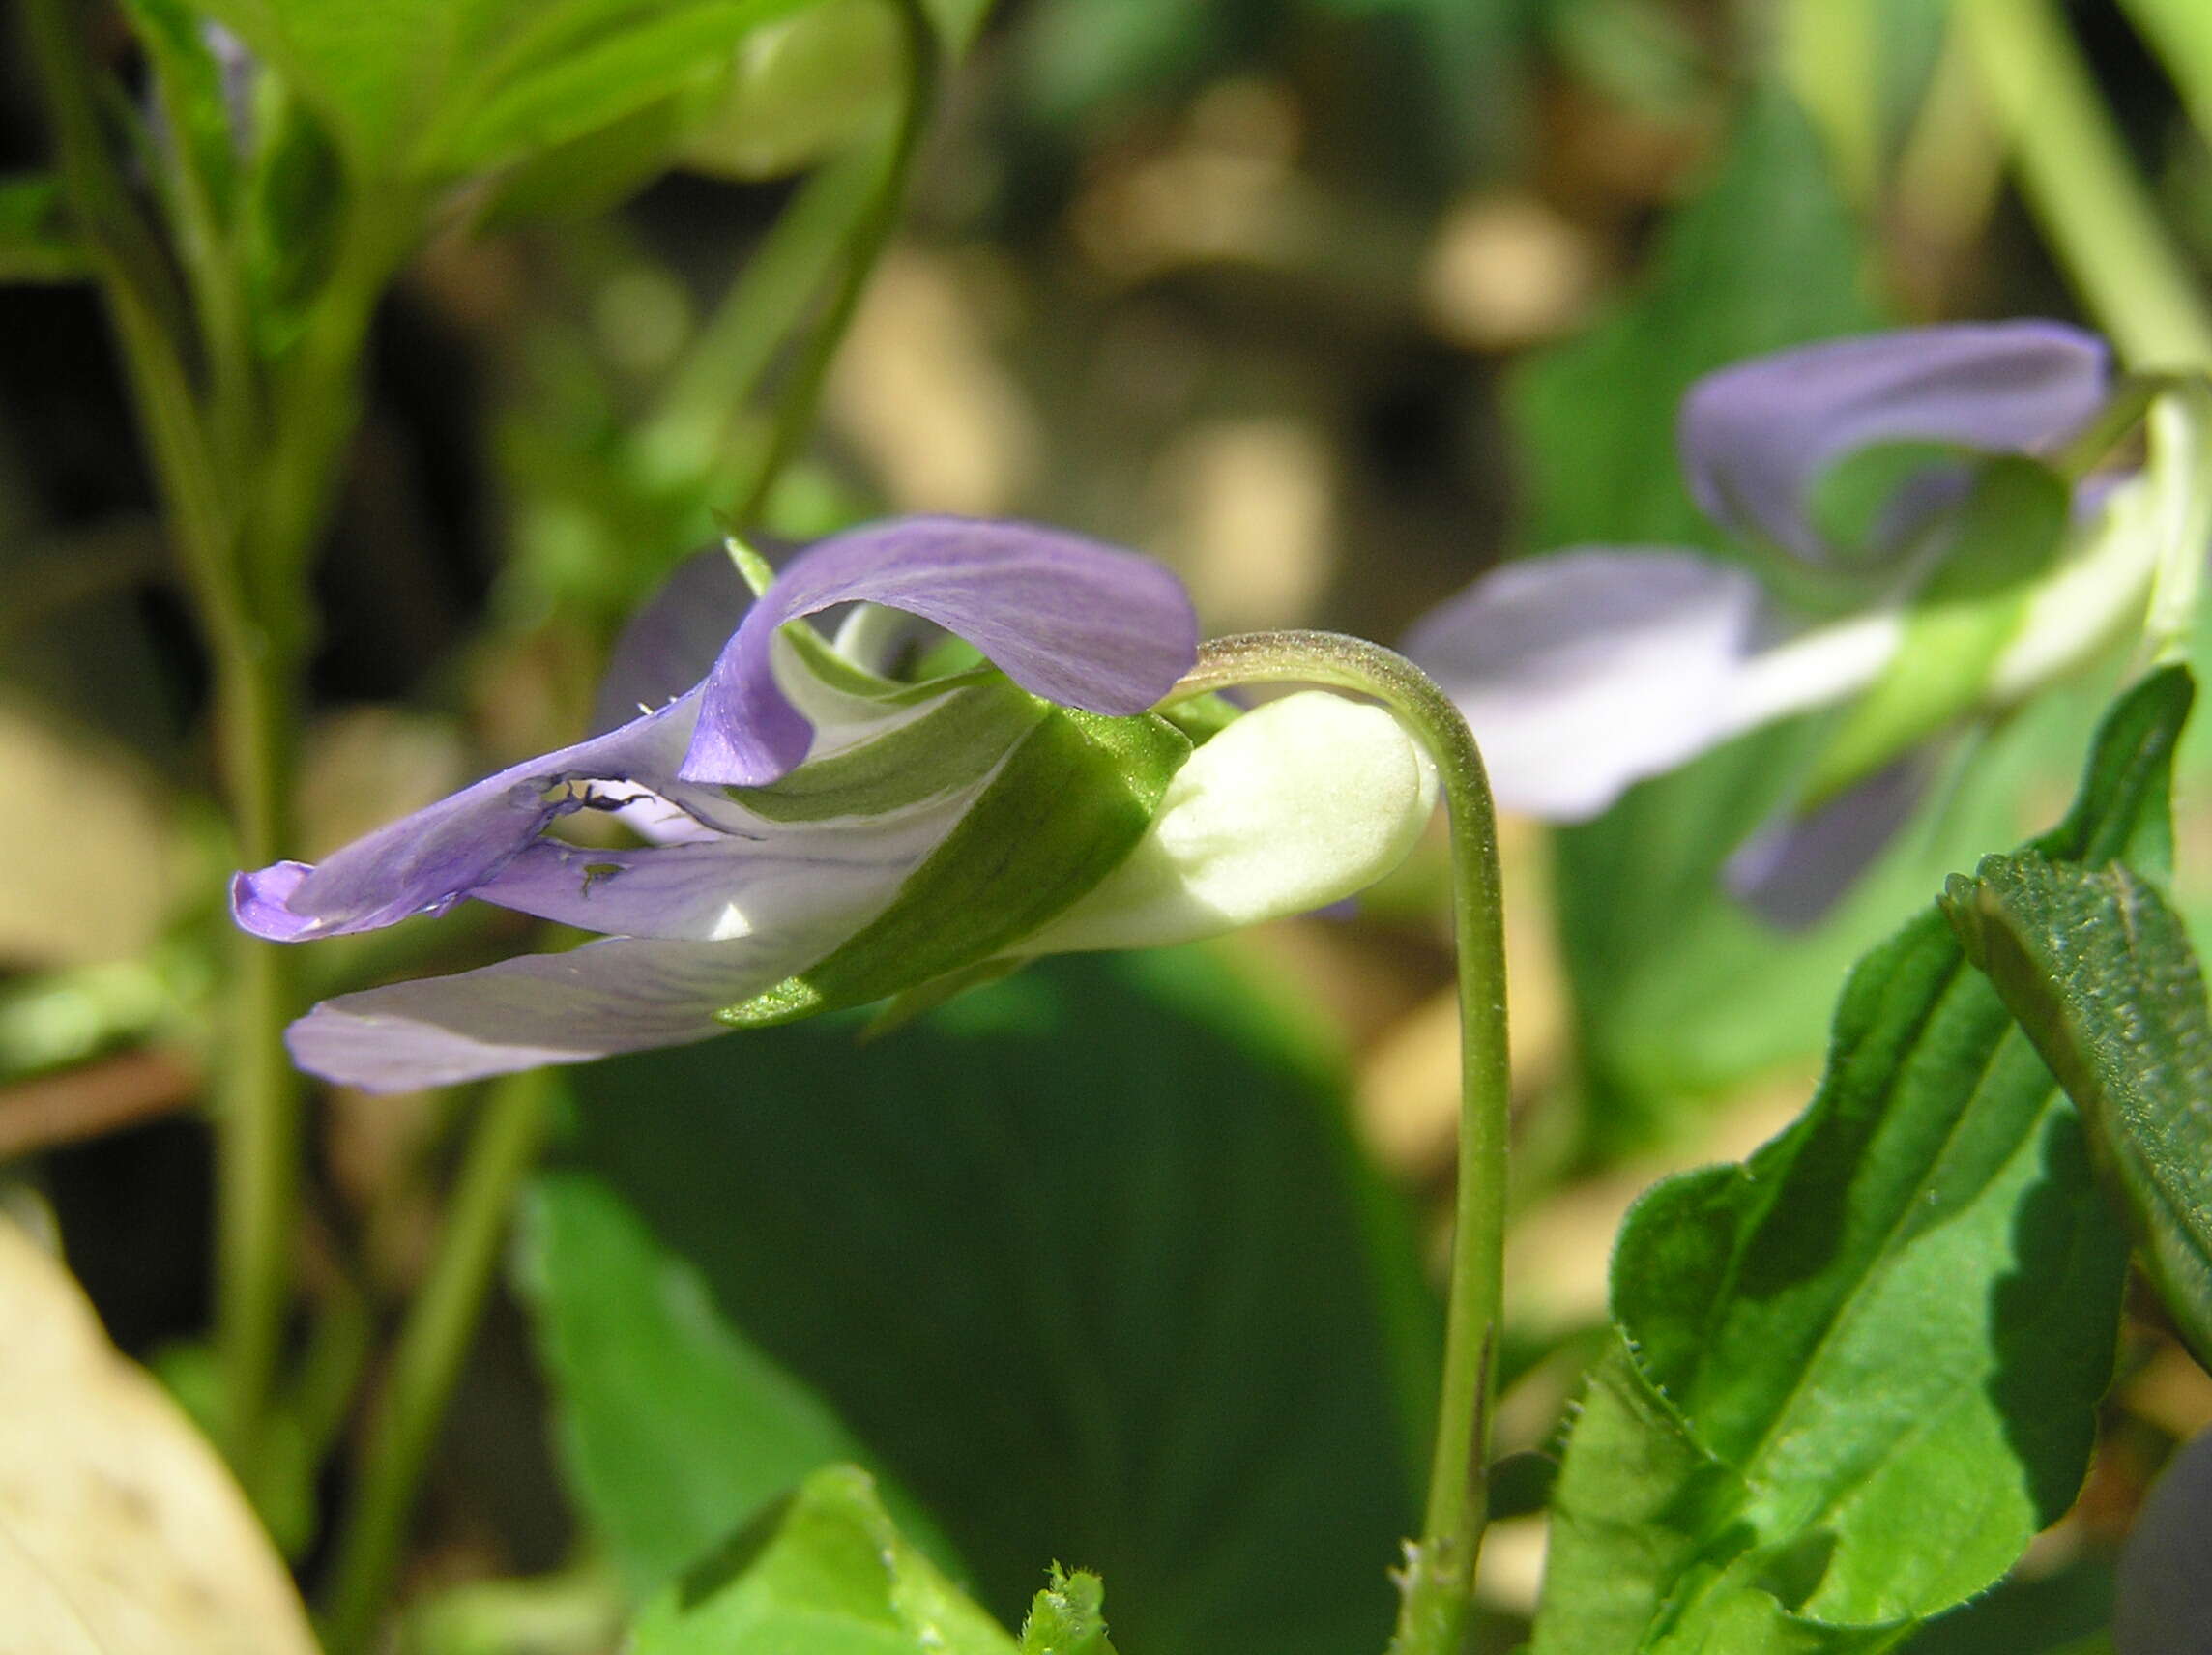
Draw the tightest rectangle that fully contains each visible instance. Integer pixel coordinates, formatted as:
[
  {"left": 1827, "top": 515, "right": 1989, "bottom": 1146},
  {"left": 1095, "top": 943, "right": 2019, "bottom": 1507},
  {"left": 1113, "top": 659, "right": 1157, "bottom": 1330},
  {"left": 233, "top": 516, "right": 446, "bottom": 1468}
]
[{"left": 4, "top": 0, "right": 2212, "bottom": 1649}]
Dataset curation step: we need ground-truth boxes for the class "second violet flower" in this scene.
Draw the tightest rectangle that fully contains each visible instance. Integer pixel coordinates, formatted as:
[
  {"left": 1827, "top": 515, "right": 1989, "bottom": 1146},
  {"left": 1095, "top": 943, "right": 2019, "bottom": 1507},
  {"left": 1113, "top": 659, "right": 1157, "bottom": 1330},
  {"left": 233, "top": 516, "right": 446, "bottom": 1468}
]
[{"left": 1407, "top": 321, "right": 2205, "bottom": 919}]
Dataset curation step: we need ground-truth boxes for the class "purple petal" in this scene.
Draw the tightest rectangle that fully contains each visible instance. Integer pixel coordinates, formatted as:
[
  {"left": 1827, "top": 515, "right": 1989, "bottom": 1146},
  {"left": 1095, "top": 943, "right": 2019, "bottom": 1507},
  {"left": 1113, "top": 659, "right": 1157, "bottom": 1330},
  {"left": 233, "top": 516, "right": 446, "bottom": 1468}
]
[
  {"left": 464, "top": 793, "right": 970, "bottom": 941},
  {"left": 589, "top": 544, "right": 753, "bottom": 737},
  {"left": 232, "top": 695, "right": 703, "bottom": 942},
  {"left": 1680, "top": 321, "right": 2110, "bottom": 567},
  {"left": 284, "top": 932, "right": 808, "bottom": 1091},
  {"left": 1403, "top": 547, "right": 1766, "bottom": 820},
  {"left": 230, "top": 860, "right": 318, "bottom": 940},
  {"left": 1723, "top": 753, "right": 1933, "bottom": 928},
  {"left": 678, "top": 516, "right": 1198, "bottom": 786}
]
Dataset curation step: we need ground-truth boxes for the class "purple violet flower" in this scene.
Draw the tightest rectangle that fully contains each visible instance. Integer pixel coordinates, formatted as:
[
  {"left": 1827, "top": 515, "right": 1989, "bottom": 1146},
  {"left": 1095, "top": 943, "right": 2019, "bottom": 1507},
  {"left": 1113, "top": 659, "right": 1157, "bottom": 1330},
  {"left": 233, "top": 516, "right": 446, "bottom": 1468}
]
[
  {"left": 234, "top": 518, "right": 1195, "bottom": 1088},
  {"left": 1407, "top": 321, "right": 2136, "bottom": 920},
  {"left": 233, "top": 516, "right": 1439, "bottom": 1091}
]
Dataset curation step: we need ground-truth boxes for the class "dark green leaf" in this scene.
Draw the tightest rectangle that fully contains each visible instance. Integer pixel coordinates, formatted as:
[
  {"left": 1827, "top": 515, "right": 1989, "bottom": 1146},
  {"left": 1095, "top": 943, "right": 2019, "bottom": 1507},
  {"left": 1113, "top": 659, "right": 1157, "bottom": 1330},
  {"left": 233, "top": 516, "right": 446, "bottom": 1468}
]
[
  {"left": 532, "top": 947, "right": 1430, "bottom": 1654},
  {"left": 0, "top": 177, "right": 91, "bottom": 283},
  {"left": 1899, "top": 1553, "right": 2113, "bottom": 1654},
  {"left": 519, "top": 1173, "right": 953, "bottom": 1597},
  {"left": 716, "top": 709, "right": 1190, "bottom": 1027},
  {"left": 1942, "top": 843, "right": 2212, "bottom": 1367},
  {"left": 628, "top": 1465, "right": 1017, "bottom": 1655},
  {"left": 1533, "top": 670, "right": 2194, "bottom": 1651}
]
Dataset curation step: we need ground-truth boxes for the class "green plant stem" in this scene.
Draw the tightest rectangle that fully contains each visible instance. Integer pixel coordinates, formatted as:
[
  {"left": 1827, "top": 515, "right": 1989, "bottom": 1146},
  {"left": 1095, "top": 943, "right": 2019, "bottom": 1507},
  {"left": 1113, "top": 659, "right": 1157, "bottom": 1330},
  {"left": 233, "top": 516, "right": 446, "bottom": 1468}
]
[
  {"left": 1963, "top": 0, "right": 2212, "bottom": 368},
  {"left": 2118, "top": 0, "right": 2212, "bottom": 146},
  {"left": 643, "top": 142, "right": 882, "bottom": 483},
  {"left": 206, "top": 198, "right": 411, "bottom": 1467},
  {"left": 729, "top": 0, "right": 941, "bottom": 527},
  {"left": 1783, "top": 0, "right": 1879, "bottom": 207},
  {"left": 26, "top": 0, "right": 415, "bottom": 1470},
  {"left": 214, "top": 636, "right": 304, "bottom": 1470},
  {"left": 1171, "top": 632, "right": 1510, "bottom": 1655},
  {"left": 1892, "top": 16, "right": 2006, "bottom": 308},
  {"left": 321, "top": 1070, "right": 557, "bottom": 1655}
]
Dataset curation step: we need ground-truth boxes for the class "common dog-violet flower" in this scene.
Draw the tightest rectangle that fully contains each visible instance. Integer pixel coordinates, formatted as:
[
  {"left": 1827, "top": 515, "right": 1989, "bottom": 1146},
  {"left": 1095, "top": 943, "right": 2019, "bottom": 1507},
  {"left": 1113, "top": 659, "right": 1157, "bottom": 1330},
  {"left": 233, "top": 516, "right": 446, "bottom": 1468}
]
[
  {"left": 1403, "top": 321, "right": 2198, "bottom": 919},
  {"left": 234, "top": 517, "right": 1437, "bottom": 1091}
]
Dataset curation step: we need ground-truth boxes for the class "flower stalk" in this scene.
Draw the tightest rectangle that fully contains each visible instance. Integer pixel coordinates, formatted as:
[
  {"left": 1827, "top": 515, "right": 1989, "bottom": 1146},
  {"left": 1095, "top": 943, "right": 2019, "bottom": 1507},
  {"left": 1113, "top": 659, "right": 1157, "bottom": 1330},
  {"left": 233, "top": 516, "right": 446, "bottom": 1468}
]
[{"left": 1170, "top": 631, "right": 1511, "bottom": 1655}]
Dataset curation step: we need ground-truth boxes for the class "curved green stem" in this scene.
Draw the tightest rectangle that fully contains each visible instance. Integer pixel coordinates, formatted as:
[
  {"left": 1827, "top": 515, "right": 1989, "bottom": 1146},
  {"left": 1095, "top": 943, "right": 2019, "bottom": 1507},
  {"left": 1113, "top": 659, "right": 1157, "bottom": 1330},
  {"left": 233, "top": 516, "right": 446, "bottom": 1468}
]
[
  {"left": 320, "top": 1070, "right": 555, "bottom": 1655},
  {"left": 1172, "top": 632, "right": 1510, "bottom": 1655},
  {"left": 1963, "top": 0, "right": 2212, "bottom": 369},
  {"left": 730, "top": 0, "right": 941, "bottom": 527}
]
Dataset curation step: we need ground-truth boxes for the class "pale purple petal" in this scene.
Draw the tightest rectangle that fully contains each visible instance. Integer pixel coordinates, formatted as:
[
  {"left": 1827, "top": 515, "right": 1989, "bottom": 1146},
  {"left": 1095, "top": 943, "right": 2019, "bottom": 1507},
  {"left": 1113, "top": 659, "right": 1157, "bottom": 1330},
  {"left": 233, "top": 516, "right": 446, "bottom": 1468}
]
[
  {"left": 1404, "top": 547, "right": 1766, "bottom": 820},
  {"left": 284, "top": 933, "right": 806, "bottom": 1091},
  {"left": 1723, "top": 755, "right": 1934, "bottom": 928},
  {"left": 464, "top": 789, "right": 973, "bottom": 941},
  {"left": 679, "top": 516, "right": 1198, "bottom": 786},
  {"left": 589, "top": 544, "right": 752, "bottom": 737},
  {"left": 232, "top": 694, "right": 703, "bottom": 942},
  {"left": 231, "top": 860, "right": 318, "bottom": 941},
  {"left": 1681, "top": 321, "right": 2110, "bottom": 567}
]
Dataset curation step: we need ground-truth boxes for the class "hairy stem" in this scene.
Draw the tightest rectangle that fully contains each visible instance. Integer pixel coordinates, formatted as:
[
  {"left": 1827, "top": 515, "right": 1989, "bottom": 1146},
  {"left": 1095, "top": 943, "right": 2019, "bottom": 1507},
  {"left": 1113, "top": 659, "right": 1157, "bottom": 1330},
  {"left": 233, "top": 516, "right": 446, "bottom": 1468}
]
[{"left": 1172, "top": 632, "right": 1510, "bottom": 1655}]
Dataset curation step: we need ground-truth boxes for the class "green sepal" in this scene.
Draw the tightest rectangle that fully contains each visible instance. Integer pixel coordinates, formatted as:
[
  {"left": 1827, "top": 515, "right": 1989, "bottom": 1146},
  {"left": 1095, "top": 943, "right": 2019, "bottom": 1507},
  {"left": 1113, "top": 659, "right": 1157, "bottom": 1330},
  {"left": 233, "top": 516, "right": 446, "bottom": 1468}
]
[
  {"left": 1806, "top": 455, "right": 2072, "bottom": 801},
  {"left": 1018, "top": 1567, "right": 1118, "bottom": 1655},
  {"left": 725, "top": 676, "right": 1050, "bottom": 825},
  {"left": 627, "top": 1465, "right": 1016, "bottom": 1655},
  {"left": 0, "top": 176, "right": 91, "bottom": 283},
  {"left": 717, "top": 709, "right": 1193, "bottom": 1028},
  {"left": 1157, "top": 689, "right": 1241, "bottom": 746},
  {"left": 1942, "top": 844, "right": 2212, "bottom": 1368}
]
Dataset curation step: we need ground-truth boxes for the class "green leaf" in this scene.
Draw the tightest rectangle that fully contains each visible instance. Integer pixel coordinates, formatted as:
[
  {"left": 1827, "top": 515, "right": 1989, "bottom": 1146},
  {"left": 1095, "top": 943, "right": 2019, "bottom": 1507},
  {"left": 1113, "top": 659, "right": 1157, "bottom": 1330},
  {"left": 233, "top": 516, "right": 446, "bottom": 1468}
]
[
  {"left": 1017, "top": 1568, "right": 1118, "bottom": 1655},
  {"left": 532, "top": 947, "right": 1430, "bottom": 1654},
  {"left": 238, "top": 88, "right": 349, "bottom": 358},
  {"left": 519, "top": 1174, "right": 953, "bottom": 1597},
  {"left": 1942, "top": 846, "right": 2212, "bottom": 1367},
  {"left": 716, "top": 709, "right": 1191, "bottom": 1027},
  {"left": 1511, "top": 83, "right": 1876, "bottom": 562},
  {"left": 1533, "top": 669, "right": 2194, "bottom": 1652},
  {"left": 0, "top": 177, "right": 91, "bottom": 283},
  {"left": 629, "top": 1465, "right": 1018, "bottom": 1655},
  {"left": 186, "top": 0, "right": 811, "bottom": 182}
]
